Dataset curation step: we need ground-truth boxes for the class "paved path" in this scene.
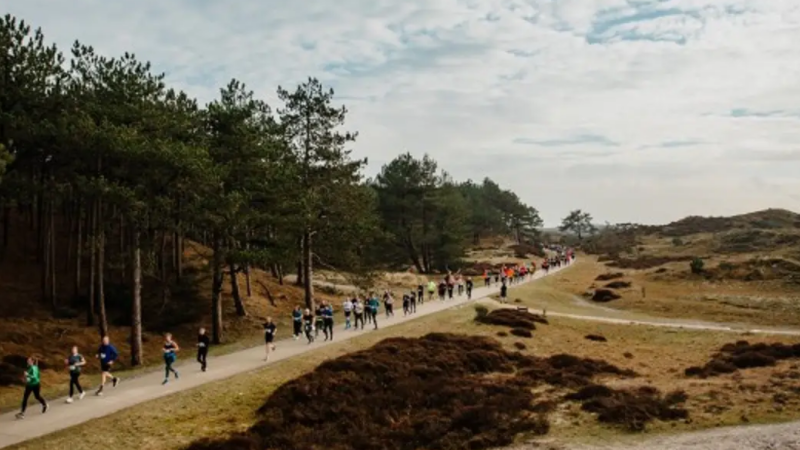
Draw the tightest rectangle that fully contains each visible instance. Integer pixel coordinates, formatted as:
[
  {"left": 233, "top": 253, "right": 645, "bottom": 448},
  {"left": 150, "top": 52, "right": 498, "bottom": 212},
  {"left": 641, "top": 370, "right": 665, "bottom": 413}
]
[{"left": 0, "top": 264, "right": 569, "bottom": 448}]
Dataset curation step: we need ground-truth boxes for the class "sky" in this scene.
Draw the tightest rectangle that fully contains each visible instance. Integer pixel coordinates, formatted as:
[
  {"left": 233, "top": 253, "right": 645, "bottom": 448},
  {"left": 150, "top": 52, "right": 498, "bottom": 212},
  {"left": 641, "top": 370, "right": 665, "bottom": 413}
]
[{"left": 6, "top": 0, "right": 800, "bottom": 226}]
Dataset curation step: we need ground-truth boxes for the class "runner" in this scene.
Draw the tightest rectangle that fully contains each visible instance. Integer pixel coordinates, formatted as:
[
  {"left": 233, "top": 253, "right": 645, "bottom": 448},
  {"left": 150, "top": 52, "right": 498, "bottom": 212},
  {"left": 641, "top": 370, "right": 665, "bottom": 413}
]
[
  {"left": 314, "top": 303, "right": 325, "bottom": 338},
  {"left": 500, "top": 282, "right": 508, "bottom": 303},
  {"left": 15, "top": 357, "right": 47, "bottom": 419},
  {"left": 409, "top": 290, "right": 417, "bottom": 313},
  {"left": 365, "top": 294, "right": 373, "bottom": 325},
  {"left": 197, "top": 327, "right": 210, "bottom": 372},
  {"left": 466, "top": 277, "right": 473, "bottom": 300},
  {"left": 437, "top": 280, "right": 446, "bottom": 301},
  {"left": 161, "top": 333, "right": 180, "bottom": 385},
  {"left": 263, "top": 317, "right": 277, "bottom": 361},
  {"left": 303, "top": 308, "right": 315, "bottom": 343},
  {"left": 65, "top": 346, "right": 85, "bottom": 403},
  {"left": 402, "top": 293, "right": 411, "bottom": 316},
  {"left": 427, "top": 280, "right": 436, "bottom": 302},
  {"left": 353, "top": 297, "right": 365, "bottom": 330},
  {"left": 322, "top": 302, "right": 334, "bottom": 341},
  {"left": 417, "top": 284, "right": 425, "bottom": 305},
  {"left": 95, "top": 336, "right": 120, "bottom": 396},
  {"left": 484, "top": 269, "right": 490, "bottom": 287},
  {"left": 383, "top": 290, "right": 395, "bottom": 317},
  {"left": 292, "top": 306, "right": 303, "bottom": 340},
  {"left": 368, "top": 294, "right": 380, "bottom": 330},
  {"left": 457, "top": 275, "right": 464, "bottom": 296},
  {"left": 342, "top": 297, "right": 353, "bottom": 330}
]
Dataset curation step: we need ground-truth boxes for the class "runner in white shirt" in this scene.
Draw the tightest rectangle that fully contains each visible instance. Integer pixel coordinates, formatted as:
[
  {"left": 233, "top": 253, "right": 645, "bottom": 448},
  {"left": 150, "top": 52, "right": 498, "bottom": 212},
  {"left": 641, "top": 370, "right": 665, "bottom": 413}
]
[
  {"left": 342, "top": 298, "right": 353, "bottom": 330},
  {"left": 353, "top": 298, "right": 365, "bottom": 330}
]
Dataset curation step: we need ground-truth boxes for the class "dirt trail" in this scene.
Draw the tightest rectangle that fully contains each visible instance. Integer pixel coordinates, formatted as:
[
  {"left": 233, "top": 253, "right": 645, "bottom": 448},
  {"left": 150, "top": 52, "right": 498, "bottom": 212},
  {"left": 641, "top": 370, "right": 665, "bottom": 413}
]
[{"left": 482, "top": 297, "right": 800, "bottom": 336}]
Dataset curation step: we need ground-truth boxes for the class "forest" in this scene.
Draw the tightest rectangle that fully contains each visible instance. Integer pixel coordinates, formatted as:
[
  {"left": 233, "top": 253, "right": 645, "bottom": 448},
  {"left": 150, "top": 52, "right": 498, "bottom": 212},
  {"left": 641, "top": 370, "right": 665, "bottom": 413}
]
[{"left": 0, "top": 14, "right": 542, "bottom": 365}]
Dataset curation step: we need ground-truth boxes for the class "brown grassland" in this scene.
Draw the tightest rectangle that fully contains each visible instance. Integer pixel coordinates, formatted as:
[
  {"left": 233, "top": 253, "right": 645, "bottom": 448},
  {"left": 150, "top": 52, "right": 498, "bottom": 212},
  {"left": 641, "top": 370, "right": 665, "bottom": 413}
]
[
  {"left": 4, "top": 209, "right": 800, "bottom": 449},
  {"left": 8, "top": 260, "right": 800, "bottom": 450}
]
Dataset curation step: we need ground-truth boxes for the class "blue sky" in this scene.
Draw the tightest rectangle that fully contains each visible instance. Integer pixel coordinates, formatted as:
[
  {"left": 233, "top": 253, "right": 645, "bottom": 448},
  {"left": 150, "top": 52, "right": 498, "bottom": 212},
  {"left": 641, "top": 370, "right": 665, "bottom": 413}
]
[{"left": 6, "top": 0, "right": 800, "bottom": 226}]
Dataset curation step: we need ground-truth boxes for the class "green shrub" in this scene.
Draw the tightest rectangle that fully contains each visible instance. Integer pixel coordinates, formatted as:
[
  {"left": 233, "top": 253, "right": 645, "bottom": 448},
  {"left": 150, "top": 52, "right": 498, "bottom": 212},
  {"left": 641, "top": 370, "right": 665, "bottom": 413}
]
[
  {"left": 690, "top": 257, "right": 705, "bottom": 274},
  {"left": 672, "top": 237, "right": 684, "bottom": 246}
]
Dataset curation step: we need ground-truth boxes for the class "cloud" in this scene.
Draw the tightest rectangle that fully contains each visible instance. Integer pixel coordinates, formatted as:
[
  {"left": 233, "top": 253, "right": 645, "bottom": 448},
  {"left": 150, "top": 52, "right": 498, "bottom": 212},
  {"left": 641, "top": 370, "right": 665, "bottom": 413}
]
[
  {"left": 6, "top": 0, "right": 800, "bottom": 225},
  {"left": 514, "top": 133, "right": 619, "bottom": 147}
]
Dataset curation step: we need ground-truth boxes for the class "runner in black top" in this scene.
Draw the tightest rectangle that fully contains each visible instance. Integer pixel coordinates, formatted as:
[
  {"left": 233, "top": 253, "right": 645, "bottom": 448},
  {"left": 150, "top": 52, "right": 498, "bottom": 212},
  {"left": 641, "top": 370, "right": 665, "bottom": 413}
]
[
  {"left": 162, "top": 333, "right": 180, "bottom": 385},
  {"left": 409, "top": 291, "right": 417, "bottom": 313},
  {"left": 402, "top": 294, "right": 411, "bottom": 316},
  {"left": 263, "top": 317, "right": 277, "bottom": 361},
  {"left": 314, "top": 304, "right": 324, "bottom": 338},
  {"left": 303, "top": 309, "right": 315, "bottom": 343},
  {"left": 417, "top": 284, "right": 424, "bottom": 305},
  {"left": 466, "top": 277, "right": 473, "bottom": 299},
  {"left": 437, "top": 281, "right": 446, "bottom": 301},
  {"left": 322, "top": 302, "right": 334, "bottom": 341},
  {"left": 291, "top": 306, "right": 302, "bottom": 340},
  {"left": 500, "top": 282, "right": 508, "bottom": 303},
  {"left": 197, "top": 327, "right": 210, "bottom": 372}
]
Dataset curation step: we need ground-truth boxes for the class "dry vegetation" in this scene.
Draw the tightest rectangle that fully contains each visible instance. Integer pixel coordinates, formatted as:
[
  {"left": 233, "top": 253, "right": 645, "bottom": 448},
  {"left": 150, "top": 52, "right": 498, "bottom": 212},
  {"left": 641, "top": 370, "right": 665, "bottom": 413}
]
[
  {"left": 11, "top": 295, "right": 800, "bottom": 450},
  {"left": 531, "top": 209, "right": 800, "bottom": 328}
]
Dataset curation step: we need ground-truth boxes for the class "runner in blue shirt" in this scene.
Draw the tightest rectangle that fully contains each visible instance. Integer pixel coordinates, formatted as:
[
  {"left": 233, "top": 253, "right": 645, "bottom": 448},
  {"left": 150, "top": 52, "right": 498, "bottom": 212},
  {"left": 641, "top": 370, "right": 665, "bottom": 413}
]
[
  {"left": 321, "top": 302, "right": 334, "bottom": 341},
  {"left": 95, "top": 336, "right": 120, "bottom": 396}
]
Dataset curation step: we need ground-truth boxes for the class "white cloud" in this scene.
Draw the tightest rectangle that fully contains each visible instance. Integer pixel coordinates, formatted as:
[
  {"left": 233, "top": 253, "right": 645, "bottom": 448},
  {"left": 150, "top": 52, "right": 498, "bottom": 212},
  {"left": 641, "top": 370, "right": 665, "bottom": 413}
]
[{"left": 6, "top": 0, "right": 800, "bottom": 225}]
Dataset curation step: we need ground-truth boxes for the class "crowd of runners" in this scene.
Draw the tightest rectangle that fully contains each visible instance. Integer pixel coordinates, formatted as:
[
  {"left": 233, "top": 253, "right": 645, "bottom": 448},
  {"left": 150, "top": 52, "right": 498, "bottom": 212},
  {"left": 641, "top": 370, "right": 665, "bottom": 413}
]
[{"left": 14, "top": 249, "right": 573, "bottom": 420}]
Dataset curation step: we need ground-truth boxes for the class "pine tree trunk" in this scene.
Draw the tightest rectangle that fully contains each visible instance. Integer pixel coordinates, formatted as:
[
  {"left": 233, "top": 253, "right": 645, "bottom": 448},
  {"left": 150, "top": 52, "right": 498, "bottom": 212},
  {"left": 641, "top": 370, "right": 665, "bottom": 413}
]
[
  {"left": 130, "top": 229, "right": 142, "bottom": 366},
  {"left": 302, "top": 230, "right": 314, "bottom": 310},
  {"left": 74, "top": 205, "right": 83, "bottom": 299},
  {"left": 174, "top": 231, "right": 183, "bottom": 282},
  {"left": 160, "top": 231, "right": 169, "bottom": 306},
  {"left": 119, "top": 215, "right": 126, "bottom": 279},
  {"left": 244, "top": 231, "right": 252, "bottom": 297},
  {"left": 1, "top": 205, "right": 9, "bottom": 257},
  {"left": 210, "top": 236, "right": 224, "bottom": 344},
  {"left": 48, "top": 203, "right": 56, "bottom": 306},
  {"left": 244, "top": 265, "right": 252, "bottom": 297},
  {"left": 295, "top": 237, "right": 304, "bottom": 286},
  {"left": 230, "top": 263, "right": 247, "bottom": 316},
  {"left": 35, "top": 190, "right": 43, "bottom": 263},
  {"left": 96, "top": 201, "right": 108, "bottom": 337},
  {"left": 87, "top": 200, "right": 96, "bottom": 327},
  {"left": 41, "top": 201, "right": 51, "bottom": 303}
]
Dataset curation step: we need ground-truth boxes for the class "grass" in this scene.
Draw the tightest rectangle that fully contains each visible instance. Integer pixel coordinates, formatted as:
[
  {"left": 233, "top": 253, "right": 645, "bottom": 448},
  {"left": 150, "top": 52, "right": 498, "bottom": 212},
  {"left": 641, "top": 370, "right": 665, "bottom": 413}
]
[
  {"left": 508, "top": 256, "right": 800, "bottom": 329},
  {"left": 11, "top": 290, "right": 800, "bottom": 450}
]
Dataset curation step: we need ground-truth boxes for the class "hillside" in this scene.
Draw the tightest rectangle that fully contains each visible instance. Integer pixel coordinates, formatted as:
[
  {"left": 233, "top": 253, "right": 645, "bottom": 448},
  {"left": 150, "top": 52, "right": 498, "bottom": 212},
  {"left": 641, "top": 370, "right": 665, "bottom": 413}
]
[
  {"left": 571, "top": 208, "right": 800, "bottom": 326},
  {"left": 0, "top": 212, "right": 340, "bottom": 409}
]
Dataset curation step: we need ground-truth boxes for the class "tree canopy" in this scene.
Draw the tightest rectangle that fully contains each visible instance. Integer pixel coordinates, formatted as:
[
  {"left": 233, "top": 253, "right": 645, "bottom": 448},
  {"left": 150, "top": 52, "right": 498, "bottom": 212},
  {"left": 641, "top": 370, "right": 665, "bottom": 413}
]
[
  {"left": 559, "top": 209, "right": 596, "bottom": 240},
  {"left": 0, "top": 14, "right": 544, "bottom": 363}
]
